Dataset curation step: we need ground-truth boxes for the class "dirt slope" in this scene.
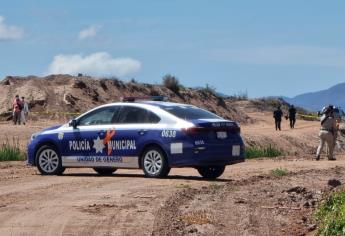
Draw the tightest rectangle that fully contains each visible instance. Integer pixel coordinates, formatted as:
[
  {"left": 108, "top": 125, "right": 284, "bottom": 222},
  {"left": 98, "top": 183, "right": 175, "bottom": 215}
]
[
  {"left": 237, "top": 100, "right": 345, "bottom": 156},
  {"left": 0, "top": 75, "right": 250, "bottom": 123}
]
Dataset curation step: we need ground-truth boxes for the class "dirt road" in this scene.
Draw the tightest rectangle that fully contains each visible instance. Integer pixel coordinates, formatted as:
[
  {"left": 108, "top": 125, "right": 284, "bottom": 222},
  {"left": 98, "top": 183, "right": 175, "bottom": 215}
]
[
  {"left": 1, "top": 158, "right": 344, "bottom": 236},
  {"left": 1, "top": 108, "right": 345, "bottom": 235}
]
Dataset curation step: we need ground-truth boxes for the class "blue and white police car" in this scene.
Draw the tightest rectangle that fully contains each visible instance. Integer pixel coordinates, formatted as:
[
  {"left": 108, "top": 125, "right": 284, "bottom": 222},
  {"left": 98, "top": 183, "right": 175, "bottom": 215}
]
[{"left": 27, "top": 97, "right": 245, "bottom": 179}]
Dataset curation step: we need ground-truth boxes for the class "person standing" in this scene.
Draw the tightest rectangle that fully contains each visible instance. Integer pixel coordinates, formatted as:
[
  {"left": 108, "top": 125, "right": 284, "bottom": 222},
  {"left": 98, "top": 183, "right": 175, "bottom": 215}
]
[
  {"left": 288, "top": 105, "right": 297, "bottom": 129},
  {"left": 20, "top": 96, "right": 29, "bottom": 125},
  {"left": 12, "top": 95, "right": 22, "bottom": 125},
  {"left": 316, "top": 105, "right": 337, "bottom": 160},
  {"left": 273, "top": 105, "right": 283, "bottom": 131}
]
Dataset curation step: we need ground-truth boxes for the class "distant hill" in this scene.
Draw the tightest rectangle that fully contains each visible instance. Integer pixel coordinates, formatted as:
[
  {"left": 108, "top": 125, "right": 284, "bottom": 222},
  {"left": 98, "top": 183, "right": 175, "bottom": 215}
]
[{"left": 283, "top": 82, "right": 345, "bottom": 111}]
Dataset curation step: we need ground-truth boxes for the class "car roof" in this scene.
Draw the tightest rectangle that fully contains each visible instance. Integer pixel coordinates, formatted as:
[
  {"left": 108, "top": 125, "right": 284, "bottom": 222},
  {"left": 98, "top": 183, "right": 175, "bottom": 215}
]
[
  {"left": 137, "top": 101, "right": 195, "bottom": 108},
  {"left": 99, "top": 101, "right": 195, "bottom": 109},
  {"left": 73, "top": 100, "right": 195, "bottom": 126}
]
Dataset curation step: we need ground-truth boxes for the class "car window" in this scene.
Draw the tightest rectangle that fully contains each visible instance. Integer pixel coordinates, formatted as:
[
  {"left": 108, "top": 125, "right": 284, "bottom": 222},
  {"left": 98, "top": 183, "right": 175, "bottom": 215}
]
[
  {"left": 117, "top": 106, "right": 160, "bottom": 124},
  {"left": 162, "top": 106, "right": 221, "bottom": 120},
  {"left": 78, "top": 106, "right": 120, "bottom": 126}
]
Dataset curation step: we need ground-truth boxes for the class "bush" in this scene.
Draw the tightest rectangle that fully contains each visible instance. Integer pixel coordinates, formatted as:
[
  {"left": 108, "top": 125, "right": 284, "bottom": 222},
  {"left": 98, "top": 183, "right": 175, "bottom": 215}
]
[
  {"left": 129, "top": 78, "right": 138, "bottom": 84},
  {"left": 228, "top": 91, "right": 248, "bottom": 101},
  {"left": 201, "top": 83, "right": 217, "bottom": 96},
  {"left": 271, "top": 167, "right": 288, "bottom": 177},
  {"left": 162, "top": 74, "right": 181, "bottom": 94},
  {"left": 245, "top": 145, "right": 283, "bottom": 159},
  {"left": 217, "top": 96, "right": 227, "bottom": 108},
  {"left": 315, "top": 189, "right": 345, "bottom": 236},
  {"left": 0, "top": 138, "right": 26, "bottom": 161}
]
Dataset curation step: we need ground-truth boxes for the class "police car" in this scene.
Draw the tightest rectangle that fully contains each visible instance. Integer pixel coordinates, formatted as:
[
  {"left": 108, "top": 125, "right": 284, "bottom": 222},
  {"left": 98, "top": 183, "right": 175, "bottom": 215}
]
[{"left": 27, "top": 96, "right": 245, "bottom": 179}]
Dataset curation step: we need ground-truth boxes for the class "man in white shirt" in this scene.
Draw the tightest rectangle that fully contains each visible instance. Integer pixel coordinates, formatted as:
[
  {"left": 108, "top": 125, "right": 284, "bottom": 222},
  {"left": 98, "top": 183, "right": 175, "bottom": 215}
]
[{"left": 20, "top": 96, "right": 29, "bottom": 125}]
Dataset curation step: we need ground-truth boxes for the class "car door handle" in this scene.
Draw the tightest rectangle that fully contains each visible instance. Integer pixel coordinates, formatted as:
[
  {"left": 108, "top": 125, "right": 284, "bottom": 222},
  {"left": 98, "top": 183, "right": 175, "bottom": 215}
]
[
  {"left": 98, "top": 130, "right": 105, "bottom": 134},
  {"left": 138, "top": 129, "right": 148, "bottom": 135}
]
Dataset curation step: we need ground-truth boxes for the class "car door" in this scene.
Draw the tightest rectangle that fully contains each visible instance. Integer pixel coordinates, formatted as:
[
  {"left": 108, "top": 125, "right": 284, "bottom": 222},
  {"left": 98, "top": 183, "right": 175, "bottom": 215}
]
[
  {"left": 60, "top": 105, "right": 120, "bottom": 167},
  {"left": 107, "top": 105, "right": 161, "bottom": 168}
]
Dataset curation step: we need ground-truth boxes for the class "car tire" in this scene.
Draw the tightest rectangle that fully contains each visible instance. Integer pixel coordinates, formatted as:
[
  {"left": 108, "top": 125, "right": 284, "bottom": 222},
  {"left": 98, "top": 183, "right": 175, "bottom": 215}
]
[
  {"left": 197, "top": 166, "right": 225, "bottom": 179},
  {"left": 141, "top": 147, "right": 170, "bottom": 178},
  {"left": 36, "top": 145, "right": 65, "bottom": 175},
  {"left": 93, "top": 168, "right": 117, "bottom": 176}
]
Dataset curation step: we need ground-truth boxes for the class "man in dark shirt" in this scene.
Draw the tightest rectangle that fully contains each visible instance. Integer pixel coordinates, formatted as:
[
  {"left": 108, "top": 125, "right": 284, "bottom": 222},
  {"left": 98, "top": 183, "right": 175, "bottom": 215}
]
[
  {"left": 273, "top": 106, "right": 283, "bottom": 131},
  {"left": 288, "top": 105, "right": 297, "bottom": 129}
]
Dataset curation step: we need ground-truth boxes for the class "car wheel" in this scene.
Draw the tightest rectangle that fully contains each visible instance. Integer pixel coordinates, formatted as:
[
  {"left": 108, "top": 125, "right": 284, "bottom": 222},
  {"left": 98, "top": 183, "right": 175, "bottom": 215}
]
[
  {"left": 93, "top": 168, "right": 117, "bottom": 176},
  {"left": 197, "top": 166, "right": 225, "bottom": 179},
  {"left": 141, "top": 147, "right": 170, "bottom": 178},
  {"left": 36, "top": 145, "right": 64, "bottom": 175}
]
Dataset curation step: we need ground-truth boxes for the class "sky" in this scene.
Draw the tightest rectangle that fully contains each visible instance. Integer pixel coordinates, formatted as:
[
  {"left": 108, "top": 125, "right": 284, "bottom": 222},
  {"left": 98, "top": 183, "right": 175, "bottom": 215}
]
[{"left": 1, "top": 0, "right": 345, "bottom": 98}]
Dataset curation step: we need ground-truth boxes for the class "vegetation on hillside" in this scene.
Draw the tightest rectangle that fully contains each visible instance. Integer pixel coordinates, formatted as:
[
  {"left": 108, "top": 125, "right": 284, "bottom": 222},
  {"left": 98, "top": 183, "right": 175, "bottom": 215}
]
[{"left": 162, "top": 74, "right": 181, "bottom": 94}]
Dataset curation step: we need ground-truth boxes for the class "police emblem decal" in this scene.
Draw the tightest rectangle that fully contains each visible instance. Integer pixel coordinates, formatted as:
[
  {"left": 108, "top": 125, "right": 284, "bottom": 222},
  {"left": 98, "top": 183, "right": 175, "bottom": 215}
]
[{"left": 58, "top": 132, "right": 64, "bottom": 140}]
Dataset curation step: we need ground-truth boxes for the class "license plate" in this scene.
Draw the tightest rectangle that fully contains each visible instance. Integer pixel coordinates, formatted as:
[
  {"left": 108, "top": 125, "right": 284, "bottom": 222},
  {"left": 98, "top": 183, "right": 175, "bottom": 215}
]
[
  {"left": 232, "top": 145, "right": 240, "bottom": 156},
  {"left": 216, "top": 131, "right": 227, "bottom": 139}
]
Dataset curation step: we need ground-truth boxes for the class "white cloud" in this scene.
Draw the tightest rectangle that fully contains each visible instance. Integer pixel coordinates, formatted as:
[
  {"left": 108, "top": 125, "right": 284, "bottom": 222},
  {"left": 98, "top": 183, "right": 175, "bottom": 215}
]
[
  {"left": 47, "top": 52, "right": 141, "bottom": 77},
  {"left": 78, "top": 25, "right": 102, "bottom": 40},
  {"left": 209, "top": 45, "right": 345, "bottom": 67},
  {"left": 0, "top": 16, "right": 23, "bottom": 40}
]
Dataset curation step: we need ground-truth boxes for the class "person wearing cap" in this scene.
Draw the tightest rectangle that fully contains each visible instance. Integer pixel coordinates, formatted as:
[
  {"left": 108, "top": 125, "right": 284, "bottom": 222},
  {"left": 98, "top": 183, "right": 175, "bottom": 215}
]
[
  {"left": 316, "top": 105, "right": 337, "bottom": 160},
  {"left": 273, "top": 105, "right": 283, "bottom": 131},
  {"left": 12, "top": 95, "right": 22, "bottom": 125},
  {"left": 20, "top": 96, "right": 29, "bottom": 125}
]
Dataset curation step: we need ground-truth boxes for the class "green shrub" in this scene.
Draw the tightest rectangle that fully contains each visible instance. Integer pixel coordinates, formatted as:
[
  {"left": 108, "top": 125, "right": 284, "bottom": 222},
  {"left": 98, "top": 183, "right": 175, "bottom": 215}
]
[
  {"left": 129, "top": 78, "right": 138, "bottom": 83},
  {"left": 162, "top": 74, "right": 181, "bottom": 94},
  {"left": 216, "top": 96, "right": 227, "bottom": 108},
  {"left": 271, "top": 167, "right": 288, "bottom": 177},
  {"left": 201, "top": 83, "right": 217, "bottom": 96},
  {"left": 245, "top": 145, "right": 283, "bottom": 159},
  {"left": 315, "top": 189, "right": 345, "bottom": 236},
  {"left": 227, "top": 90, "right": 248, "bottom": 101},
  {"left": 0, "top": 138, "right": 26, "bottom": 161}
]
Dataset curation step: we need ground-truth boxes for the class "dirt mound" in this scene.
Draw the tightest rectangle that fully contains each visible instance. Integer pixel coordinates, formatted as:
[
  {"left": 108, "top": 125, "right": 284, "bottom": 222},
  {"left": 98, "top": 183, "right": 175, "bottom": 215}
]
[{"left": 0, "top": 75, "right": 250, "bottom": 123}]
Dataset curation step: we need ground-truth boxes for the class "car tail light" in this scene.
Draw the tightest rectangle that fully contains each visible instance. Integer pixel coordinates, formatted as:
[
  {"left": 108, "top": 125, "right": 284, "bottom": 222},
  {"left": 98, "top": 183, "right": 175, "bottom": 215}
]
[
  {"left": 182, "top": 127, "right": 207, "bottom": 135},
  {"left": 182, "top": 126, "right": 240, "bottom": 135}
]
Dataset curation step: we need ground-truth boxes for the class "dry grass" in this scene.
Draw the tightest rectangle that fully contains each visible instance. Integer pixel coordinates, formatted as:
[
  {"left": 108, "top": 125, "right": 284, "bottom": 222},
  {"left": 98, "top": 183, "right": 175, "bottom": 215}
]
[
  {"left": 0, "top": 137, "right": 26, "bottom": 161},
  {"left": 181, "top": 210, "right": 214, "bottom": 225},
  {"left": 175, "top": 183, "right": 191, "bottom": 189}
]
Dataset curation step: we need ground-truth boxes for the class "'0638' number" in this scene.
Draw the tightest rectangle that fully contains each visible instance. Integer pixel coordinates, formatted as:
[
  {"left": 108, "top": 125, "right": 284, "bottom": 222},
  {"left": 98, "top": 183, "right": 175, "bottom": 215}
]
[{"left": 161, "top": 130, "right": 176, "bottom": 138}]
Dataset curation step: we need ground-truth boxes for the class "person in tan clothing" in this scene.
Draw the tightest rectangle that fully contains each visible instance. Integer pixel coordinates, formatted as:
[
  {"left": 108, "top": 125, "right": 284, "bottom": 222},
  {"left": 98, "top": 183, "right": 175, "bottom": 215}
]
[{"left": 316, "top": 105, "right": 337, "bottom": 160}]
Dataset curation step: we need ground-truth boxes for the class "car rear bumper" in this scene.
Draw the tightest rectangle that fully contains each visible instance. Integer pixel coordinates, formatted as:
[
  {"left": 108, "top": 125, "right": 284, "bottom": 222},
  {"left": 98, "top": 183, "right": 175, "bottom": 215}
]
[
  {"left": 194, "top": 157, "right": 245, "bottom": 166},
  {"left": 171, "top": 152, "right": 245, "bottom": 167}
]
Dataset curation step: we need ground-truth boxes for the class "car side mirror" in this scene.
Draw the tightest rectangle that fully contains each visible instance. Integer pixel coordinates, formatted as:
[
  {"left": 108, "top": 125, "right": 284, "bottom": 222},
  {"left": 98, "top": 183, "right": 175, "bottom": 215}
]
[{"left": 70, "top": 119, "right": 78, "bottom": 129}]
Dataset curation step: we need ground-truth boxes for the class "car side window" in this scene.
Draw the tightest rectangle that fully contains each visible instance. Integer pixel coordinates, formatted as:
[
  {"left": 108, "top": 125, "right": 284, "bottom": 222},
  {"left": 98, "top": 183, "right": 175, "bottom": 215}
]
[
  {"left": 117, "top": 106, "right": 160, "bottom": 124},
  {"left": 146, "top": 110, "right": 161, "bottom": 123},
  {"left": 78, "top": 106, "right": 120, "bottom": 126}
]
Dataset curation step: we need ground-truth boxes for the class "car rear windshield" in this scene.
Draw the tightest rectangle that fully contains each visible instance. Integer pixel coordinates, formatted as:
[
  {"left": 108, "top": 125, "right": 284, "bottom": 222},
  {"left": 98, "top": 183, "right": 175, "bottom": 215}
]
[{"left": 162, "top": 106, "right": 221, "bottom": 120}]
